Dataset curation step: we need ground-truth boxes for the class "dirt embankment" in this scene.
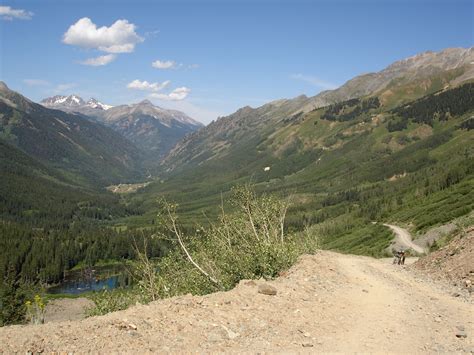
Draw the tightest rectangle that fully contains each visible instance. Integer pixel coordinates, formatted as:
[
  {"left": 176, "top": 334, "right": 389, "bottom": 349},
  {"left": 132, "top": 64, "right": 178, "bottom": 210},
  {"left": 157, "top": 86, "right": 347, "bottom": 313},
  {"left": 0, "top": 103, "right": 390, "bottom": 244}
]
[
  {"left": 413, "top": 227, "right": 474, "bottom": 290},
  {"left": 0, "top": 251, "right": 472, "bottom": 353}
]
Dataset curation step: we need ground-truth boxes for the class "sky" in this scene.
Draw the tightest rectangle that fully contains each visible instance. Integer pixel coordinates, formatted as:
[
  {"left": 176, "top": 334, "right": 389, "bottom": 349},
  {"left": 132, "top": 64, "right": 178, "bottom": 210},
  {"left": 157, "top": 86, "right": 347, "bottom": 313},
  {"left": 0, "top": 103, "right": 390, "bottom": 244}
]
[{"left": 0, "top": 0, "right": 472, "bottom": 124}]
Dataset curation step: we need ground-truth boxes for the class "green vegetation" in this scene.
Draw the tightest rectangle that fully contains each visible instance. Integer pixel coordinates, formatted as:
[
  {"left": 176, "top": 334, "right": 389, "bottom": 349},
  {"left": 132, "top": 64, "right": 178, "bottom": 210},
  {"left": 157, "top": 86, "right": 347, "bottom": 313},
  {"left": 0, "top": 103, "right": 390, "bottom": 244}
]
[
  {"left": 0, "top": 221, "right": 168, "bottom": 325},
  {"left": 321, "top": 97, "right": 380, "bottom": 122},
  {"left": 1, "top": 79, "right": 473, "bottom": 323},
  {"left": 87, "top": 185, "right": 319, "bottom": 315},
  {"left": 124, "top": 83, "right": 474, "bottom": 257},
  {"left": 315, "top": 219, "right": 393, "bottom": 257},
  {"left": 392, "top": 83, "right": 474, "bottom": 127}
]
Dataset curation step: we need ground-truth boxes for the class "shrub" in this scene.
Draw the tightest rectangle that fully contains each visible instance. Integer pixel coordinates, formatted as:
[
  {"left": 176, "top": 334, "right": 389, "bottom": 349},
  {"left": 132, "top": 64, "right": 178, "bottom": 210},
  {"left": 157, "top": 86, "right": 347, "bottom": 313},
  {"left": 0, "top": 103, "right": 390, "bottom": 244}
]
[{"left": 88, "top": 184, "right": 319, "bottom": 314}]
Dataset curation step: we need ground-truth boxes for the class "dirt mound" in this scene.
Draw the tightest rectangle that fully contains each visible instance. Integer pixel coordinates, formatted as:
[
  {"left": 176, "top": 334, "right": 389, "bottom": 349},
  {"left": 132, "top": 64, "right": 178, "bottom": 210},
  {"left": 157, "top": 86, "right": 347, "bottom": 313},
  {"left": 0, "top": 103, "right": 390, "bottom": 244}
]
[
  {"left": 413, "top": 227, "right": 474, "bottom": 290},
  {"left": 1, "top": 251, "right": 472, "bottom": 353}
]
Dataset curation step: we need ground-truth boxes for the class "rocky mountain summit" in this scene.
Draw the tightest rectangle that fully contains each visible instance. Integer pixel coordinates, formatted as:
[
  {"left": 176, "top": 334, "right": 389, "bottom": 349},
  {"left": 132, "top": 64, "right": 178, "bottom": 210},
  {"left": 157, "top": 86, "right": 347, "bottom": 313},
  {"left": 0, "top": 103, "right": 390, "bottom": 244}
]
[
  {"left": 40, "top": 94, "right": 113, "bottom": 113},
  {"left": 302, "top": 47, "right": 474, "bottom": 112},
  {"left": 100, "top": 100, "right": 203, "bottom": 159},
  {"left": 40, "top": 94, "right": 203, "bottom": 159}
]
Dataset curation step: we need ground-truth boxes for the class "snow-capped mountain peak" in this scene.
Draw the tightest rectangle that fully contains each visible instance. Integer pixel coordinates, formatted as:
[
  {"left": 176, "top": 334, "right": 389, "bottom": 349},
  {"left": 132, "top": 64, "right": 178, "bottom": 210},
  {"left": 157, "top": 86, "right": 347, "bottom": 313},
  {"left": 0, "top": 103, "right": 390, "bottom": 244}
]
[
  {"left": 87, "top": 98, "right": 113, "bottom": 110},
  {"left": 40, "top": 95, "right": 112, "bottom": 111},
  {"left": 41, "top": 94, "right": 85, "bottom": 107}
]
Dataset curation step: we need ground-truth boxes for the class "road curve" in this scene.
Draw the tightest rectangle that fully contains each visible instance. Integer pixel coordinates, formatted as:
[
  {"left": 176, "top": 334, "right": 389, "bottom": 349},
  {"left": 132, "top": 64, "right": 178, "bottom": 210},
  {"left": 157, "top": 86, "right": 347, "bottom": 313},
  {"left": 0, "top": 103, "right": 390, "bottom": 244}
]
[{"left": 383, "top": 223, "right": 426, "bottom": 254}]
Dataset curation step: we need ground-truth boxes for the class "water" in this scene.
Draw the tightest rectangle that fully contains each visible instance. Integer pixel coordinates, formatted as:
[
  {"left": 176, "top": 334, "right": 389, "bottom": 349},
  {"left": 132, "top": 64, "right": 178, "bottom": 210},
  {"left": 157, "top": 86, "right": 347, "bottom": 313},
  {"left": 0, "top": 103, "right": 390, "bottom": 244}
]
[
  {"left": 47, "top": 275, "right": 121, "bottom": 295},
  {"left": 47, "top": 265, "right": 128, "bottom": 295}
]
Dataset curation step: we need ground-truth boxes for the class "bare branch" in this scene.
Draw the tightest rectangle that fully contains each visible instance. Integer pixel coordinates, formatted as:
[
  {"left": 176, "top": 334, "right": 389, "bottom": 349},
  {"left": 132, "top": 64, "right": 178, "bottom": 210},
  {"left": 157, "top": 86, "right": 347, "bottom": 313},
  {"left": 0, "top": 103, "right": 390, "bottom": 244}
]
[{"left": 164, "top": 203, "right": 220, "bottom": 286}]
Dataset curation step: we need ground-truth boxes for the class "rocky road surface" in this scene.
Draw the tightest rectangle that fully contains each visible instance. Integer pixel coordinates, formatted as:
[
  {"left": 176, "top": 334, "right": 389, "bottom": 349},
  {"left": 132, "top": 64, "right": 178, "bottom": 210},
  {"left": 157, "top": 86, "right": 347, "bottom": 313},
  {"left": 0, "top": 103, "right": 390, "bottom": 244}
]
[{"left": 0, "top": 251, "right": 472, "bottom": 353}]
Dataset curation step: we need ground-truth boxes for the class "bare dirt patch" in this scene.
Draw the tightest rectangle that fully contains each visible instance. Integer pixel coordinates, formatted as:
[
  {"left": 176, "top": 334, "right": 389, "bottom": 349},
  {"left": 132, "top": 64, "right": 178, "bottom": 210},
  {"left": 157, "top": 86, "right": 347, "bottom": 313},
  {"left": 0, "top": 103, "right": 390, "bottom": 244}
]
[{"left": 44, "top": 298, "right": 94, "bottom": 323}]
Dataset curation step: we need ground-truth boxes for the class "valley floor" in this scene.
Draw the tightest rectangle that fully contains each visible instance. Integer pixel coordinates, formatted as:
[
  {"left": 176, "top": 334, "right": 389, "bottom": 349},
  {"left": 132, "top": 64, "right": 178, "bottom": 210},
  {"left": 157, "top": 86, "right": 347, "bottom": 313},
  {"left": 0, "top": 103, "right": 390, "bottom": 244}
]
[{"left": 0, "top": 251, "right": 472, "bottom": 353}]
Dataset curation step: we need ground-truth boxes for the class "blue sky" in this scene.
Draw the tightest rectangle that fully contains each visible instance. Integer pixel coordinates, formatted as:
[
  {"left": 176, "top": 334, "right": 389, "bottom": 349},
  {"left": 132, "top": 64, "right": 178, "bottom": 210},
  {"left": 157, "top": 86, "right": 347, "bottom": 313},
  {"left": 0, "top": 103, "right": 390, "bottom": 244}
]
[{"left": 0, "top": 0, "right": 472, "bottom": 123}]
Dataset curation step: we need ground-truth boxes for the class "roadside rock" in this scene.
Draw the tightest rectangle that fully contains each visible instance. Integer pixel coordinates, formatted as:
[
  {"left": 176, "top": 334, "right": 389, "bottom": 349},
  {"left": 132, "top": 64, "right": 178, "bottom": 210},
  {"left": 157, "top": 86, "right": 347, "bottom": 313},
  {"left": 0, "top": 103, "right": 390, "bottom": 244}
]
[
  {"left": 455, "top": 330, "right": 467, "bottom": 339},
  {"left": 258, "top": 284, "right": 277, "bottom": 296}
]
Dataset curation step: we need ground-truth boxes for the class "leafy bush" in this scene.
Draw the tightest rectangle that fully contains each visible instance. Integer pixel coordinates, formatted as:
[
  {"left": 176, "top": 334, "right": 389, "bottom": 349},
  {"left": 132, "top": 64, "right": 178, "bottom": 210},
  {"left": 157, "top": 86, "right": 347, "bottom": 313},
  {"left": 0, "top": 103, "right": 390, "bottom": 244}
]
[{"left": 88, "top": 185, "right": 319, "bottom": 315}]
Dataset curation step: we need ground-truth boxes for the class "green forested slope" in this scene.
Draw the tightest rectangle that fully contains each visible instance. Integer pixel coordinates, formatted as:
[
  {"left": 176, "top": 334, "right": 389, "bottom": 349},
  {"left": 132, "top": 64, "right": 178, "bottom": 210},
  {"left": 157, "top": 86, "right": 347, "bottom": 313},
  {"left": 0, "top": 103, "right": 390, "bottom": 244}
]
[
  {"left": 123, "top": 83, "right": 474, "bottom": 256},
  {"left": 0, "top": 83, "right": 144, "bottom": 187}
]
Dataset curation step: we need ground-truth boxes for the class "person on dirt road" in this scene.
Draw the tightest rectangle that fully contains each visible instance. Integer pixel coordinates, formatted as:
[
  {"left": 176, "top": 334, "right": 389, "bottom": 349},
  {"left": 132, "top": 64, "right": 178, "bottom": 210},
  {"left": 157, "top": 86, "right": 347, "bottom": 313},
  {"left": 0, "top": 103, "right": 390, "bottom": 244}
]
[
  {"left": 393, "top": 251, "right": 400, "bottom": 264},
  {"left": 398, "top": 250, "right": 406, "bottom": 265}
]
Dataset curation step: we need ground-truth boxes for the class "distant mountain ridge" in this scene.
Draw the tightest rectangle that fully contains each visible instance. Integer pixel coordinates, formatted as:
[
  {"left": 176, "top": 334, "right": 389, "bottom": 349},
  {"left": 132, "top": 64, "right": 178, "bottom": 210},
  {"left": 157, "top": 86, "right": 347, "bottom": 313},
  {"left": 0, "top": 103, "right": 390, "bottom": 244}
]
[
  {"left": 40, "top": 95, "right": 203, "bottom": 160},
  {"left": 163, "top": 47, "right": 474, "bottom": 171},
  {"left": 41, "top": 94, "right": 113, "bottom": 111},
  {"left": 0, "top": 82, "right": 143, "bottom": 186},
  {"left": 301, "top": 47, "right": 474, "bottom": 112}
]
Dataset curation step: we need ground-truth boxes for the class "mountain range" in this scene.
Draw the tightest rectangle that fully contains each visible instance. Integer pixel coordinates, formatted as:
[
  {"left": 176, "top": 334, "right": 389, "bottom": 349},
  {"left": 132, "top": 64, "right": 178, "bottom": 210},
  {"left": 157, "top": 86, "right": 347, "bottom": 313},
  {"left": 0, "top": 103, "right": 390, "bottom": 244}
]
[
  {"left": 162, "top": 47, "right": 474, "bottom": 173},
  {"left": 0, "top": 47, "right": 472, "bottom": 236},
  {"left": 40, "top": 94, "right": 203, "bottom": 159},
  {"left": 124, "top": 47, "right": 474, "bottom": 237},
  {"left": 0, "top": 82, "right": 142, "bottom": 187},
  {"left": 41, "top": 94, "right": 113, "bottom": 111}
]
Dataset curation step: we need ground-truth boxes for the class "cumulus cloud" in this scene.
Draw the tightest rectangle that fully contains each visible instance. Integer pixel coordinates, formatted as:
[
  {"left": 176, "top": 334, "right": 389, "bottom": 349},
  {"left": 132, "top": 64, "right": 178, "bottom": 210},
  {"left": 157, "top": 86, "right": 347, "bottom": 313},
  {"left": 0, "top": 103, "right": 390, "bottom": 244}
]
[
  {"left": 150, "top": 87, "right": 191, "bottom": 101},
  {"left": 290, "top": 74, "right": 337, "bottom": 90},
  {"left": 152, "top": 60, "right": 176, "bottom": 69},
  {"left": 23, "top": 79, "right": 50, "bottom": 86},
  {"left": 0, "top": 6, "right": 33, "bottom": 20},
  {"left": 63, "top": 17, "right": 143, "bottom": 53},
  {"left": 80, "top": 54, "right": 117, "bottom": 66},
  {"left": 127, "top": 79, "right": 171, "bottom": 92}
]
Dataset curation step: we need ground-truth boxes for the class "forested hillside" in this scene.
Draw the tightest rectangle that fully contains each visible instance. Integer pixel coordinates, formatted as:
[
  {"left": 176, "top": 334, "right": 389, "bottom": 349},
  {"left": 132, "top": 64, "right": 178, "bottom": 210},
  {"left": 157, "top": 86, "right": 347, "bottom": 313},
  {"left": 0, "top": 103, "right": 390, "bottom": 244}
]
[
  {"left": 0, "top": 84, "right": 158, "bottom": 325},
  {"left": 124, "top": 82, "right": 474, "bottom": 256},
  {"left": 0, "top": 82, "right": 143, "bottom": 187}
]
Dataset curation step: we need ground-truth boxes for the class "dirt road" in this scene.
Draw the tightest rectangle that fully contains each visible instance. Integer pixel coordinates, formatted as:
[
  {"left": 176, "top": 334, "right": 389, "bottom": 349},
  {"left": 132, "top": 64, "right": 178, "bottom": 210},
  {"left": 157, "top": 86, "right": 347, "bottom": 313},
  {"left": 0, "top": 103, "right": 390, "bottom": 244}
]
[
  {"left": 0, "top": 252, "right": 472, "bottom": 353},
  {"left": 384, "top": 223, "right": 427, "bottom": 254}
]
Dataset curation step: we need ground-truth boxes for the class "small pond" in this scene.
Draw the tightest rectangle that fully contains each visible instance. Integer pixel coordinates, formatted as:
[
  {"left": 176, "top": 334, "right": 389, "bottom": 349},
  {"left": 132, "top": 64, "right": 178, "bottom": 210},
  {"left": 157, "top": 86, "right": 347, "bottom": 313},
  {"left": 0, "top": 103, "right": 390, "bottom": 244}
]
[{"left": 47, "top": 265, "right": 129, "bottom": 295}]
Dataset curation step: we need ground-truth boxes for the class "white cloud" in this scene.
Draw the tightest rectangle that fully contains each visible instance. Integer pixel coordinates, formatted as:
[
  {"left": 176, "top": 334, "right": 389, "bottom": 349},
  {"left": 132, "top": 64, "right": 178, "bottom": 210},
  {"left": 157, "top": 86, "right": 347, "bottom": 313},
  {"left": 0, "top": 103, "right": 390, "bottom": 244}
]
[
  {"left": 150, "top": 87, "right": 191, "bottom": 101},
  {"left": 80, "top": 54, "right": 117, "bottom": 66},
  {"left": 23, "top": 79, "right": 50, "bottom": 86},
  {"left": 127, "top": 79, "right": 171, "bottom": 92},
  {"left": 290, "top": 74, "right": 337, "bottom": 90},
  {"left": 152, "top": 60, "right": 177, "bottom": 69},
  {"left": 63, "top": 17, "right": 143, "bottom": 53},
  {"left": 55, "top": 83, "right": 77, "bottom": 93},
  {"left": 0, "top": 6, "right": 33, "bottom": 20}
]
